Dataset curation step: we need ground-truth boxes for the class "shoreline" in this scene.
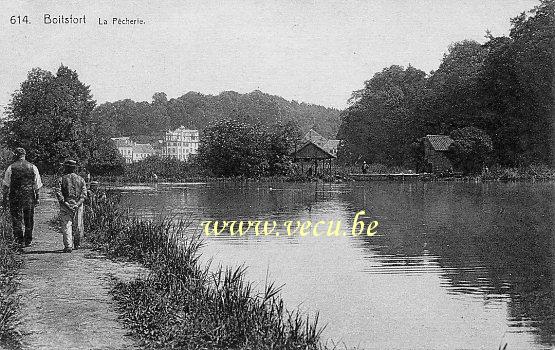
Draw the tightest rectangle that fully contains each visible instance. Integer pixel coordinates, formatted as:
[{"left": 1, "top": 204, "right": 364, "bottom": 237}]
[
  {"left": 89, "top": 174, "right": 555, "bottom": 187},
  {"left": 84, "top": 191, "right": 327, "bottom": 349}
]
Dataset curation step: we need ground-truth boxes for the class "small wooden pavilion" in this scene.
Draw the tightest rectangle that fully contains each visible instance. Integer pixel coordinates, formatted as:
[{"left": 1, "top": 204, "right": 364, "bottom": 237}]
[
  {"left": 291, "top": 141, "right": 335, "bottom": 176},
  {"left": 290, "top": 129, "right": 337, "bottom": 177}
]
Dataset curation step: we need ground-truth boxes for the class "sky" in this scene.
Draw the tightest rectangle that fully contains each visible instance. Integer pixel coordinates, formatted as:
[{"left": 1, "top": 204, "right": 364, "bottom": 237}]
[{"left": 0, "top": 0, "right": 539, "bottom": 111}]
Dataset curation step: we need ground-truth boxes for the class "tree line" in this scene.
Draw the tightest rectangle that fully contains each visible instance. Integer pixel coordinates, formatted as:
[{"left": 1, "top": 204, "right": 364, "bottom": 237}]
[
  {"left": 91, "top": 90, "right": 340, "bottom": 140},
  {"left": 0, "top": 64, "right": 339, "bottom": 176},
  {"left": 338, "top": 1, "right": 553, "bottom": 169},
  {"left": 0, "top": 66, "right": 321, "bottom": 177}
]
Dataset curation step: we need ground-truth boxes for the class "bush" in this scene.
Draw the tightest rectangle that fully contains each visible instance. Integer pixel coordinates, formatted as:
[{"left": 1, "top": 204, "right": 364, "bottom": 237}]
[
  {"left": 0, "top": 211, "right": 20, "bottom": 348},
  {"left": 449, "top": 127, "right": 493, "bottom": 174}
]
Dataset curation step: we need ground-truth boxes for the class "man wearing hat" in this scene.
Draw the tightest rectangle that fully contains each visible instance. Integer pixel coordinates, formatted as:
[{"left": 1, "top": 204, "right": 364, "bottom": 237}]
[
  {"left": 54, "top": 159, "right": 87, "bottom": 252},
  {"left": 2, "top": 147, "right": 43, "bottom": 248}
]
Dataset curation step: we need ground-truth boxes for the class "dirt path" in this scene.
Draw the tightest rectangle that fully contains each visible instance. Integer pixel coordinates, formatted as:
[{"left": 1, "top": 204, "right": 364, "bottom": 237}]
[{"left": 15, "top": 190, "right": 144, "bottom": 350}]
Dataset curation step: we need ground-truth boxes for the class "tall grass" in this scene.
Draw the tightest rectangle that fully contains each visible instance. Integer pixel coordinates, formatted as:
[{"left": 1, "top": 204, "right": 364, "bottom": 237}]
[
  {"left": 85, "top": 191, "right": 326, "bottom": 349},
  {"left": 0, "top": 210, "right": 21, "bottom": 348}
]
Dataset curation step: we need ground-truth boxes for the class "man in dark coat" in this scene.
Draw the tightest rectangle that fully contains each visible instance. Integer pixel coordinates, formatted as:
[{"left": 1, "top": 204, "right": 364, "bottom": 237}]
[{"left": 2, "top": 148, "right": 42, "bottom": 248}]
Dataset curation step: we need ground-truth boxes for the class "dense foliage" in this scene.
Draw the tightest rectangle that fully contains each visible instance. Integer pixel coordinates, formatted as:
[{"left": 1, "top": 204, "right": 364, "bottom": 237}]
[
  {"left": 338, "top": 1, "right": 554, "bottom": 168},
  {"left": 449, "top": 127, "right": 493, "bottom": 174},
  {"left": 1, "top": 66, "right": 125, "bottom": 175},
  {"left": 0, "top": 147, "right": 12, "bottom": 175},
  {"left": 91, "top": 90, "right": 340, "bottom": 140},
  {"left": 338, "top": 65, "right": 428, "bottom": 165},
  {"left": 199, "top": 119, "right": 300, "bottom": 177}
]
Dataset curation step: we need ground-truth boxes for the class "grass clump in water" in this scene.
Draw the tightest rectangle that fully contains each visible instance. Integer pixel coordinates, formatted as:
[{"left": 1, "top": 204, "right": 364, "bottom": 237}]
[
  {"left": 85, "top": 192, "right": 326, "bottom": 349},
  {"left": 0, "top": 211, "right": 21, "bottom": 348}
]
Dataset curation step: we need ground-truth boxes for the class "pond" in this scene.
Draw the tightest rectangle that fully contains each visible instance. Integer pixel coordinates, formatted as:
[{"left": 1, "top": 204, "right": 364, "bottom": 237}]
[{"left": 116, "top": 181, "right": 554, "bottom": 349}]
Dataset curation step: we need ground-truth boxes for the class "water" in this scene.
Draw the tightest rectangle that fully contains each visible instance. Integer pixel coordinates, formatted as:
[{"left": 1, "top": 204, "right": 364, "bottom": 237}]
[{"left": 116, "top": 181, "right": 554, "bottom": 349}]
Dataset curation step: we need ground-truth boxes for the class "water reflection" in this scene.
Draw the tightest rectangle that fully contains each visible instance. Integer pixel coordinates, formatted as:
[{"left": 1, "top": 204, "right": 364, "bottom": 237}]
[
  {"left": 118, "top": 181, "right": 554, "bottom": 349},
  {"left": 348, "top": 182, "right": 553, "bottom": 347}
]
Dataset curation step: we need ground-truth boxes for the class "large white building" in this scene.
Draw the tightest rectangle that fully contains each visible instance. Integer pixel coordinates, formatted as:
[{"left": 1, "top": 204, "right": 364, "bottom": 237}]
[
  {"left": 111, "top": 126, "right": 199, "bottom": 163},
  {"left": 132, "top": 143, "right": 155, "bottom": 162},
  {"left": 161, "top": 126, "right": 199, "bottom": 161},
  {"left": 111, "top": 137, "right": 134, "bottom": 164}
]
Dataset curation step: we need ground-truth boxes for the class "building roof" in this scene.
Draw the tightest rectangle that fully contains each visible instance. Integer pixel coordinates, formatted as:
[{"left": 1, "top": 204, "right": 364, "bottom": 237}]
[
  {"left": 303, "top": 129, "right": 328, "bottom": 147},
  {"left": 171, "top": 126, "right": 199, "bottom": 134},
  {"left": 426, "top": 135, "right": 454, "bottom": 151},
  {"left": 111, "top": 137, "right": 133, "bottom": 147},
  {"left": 133, "top": 143, "right": 155, "bottom": 154},
  {"left": 296, "top": 129, "right": 340, "bottom": 158},
  {"left": 323, "top": 139, "right": 340, "bottom": 152},
  {"left": 132, "top": 134, "right": 164, "bottom": 144},
  {"left": 291, "top": 142, "right": 335, "bottom": 159}
]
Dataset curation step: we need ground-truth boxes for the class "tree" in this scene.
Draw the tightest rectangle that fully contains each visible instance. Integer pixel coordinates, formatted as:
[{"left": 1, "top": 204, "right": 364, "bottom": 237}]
[
  {"left": 198, "top": 119, "right": 298, "bottom": 177},
  {"left": 82, "top": 125, "right": 125, "bottom": 175},
  {"left": 265, "top": 121, "right": 301, "bottom": 175},
  {"left": 449, "top": 127, "right": 493, "bottom": 174},
  {"left": 426, "top": 40, "right": 488, "bottom": 133},
  {"left": 0, "top": 145, "right": 12, "bottom": 172},
  {"left": 2, "top": 66, "right": 124, "bottom": 174},
  {"left": 479, "top": 0, "right": 554, "bottom": 165},
  {"left": 199, "top": 120, "right": 267, "bottom": 177},
  {"left": 152, "top": 92, "right": 168, "bottom": 105},
  {"left": 337, "top": 65, "right": 429, "bottom": 166}
]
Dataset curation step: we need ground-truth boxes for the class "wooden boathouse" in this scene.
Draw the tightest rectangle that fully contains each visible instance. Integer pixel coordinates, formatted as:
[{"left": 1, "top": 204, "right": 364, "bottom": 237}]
[{"left": 291, "top": 129, "right": 339, "bottom": 177}]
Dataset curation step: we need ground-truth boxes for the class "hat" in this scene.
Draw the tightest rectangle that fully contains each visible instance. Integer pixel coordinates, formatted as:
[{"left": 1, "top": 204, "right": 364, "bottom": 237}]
[
  {"left": 62, "top": 159, "right": 78, "bottom": 167},
  {"left": 14, "top": 147, "right": 26, "bottom": 156}
]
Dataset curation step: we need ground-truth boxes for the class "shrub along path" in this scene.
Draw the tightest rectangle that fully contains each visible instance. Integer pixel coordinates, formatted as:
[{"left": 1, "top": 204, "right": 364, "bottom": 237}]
[{"left": 15, "top": 189, "right": 144, "bottom": 350}]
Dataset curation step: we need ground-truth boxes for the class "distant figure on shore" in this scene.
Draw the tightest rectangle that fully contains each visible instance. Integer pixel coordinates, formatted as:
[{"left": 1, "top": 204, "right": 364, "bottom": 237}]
[
  {"left": 152, "top": 173, "right": 158, "bottom": 182},
  {"left": 1, "top": 147, "right": 42, "bottom": 249},
  {"left": 55, "top": 159, "right": 87, "bottom": 253},
  {"left": 362, "top": 161, "right": 368, "bottom": 174},
  {"left": 85, "top": 169, "right": 91, "bottom": 185}
]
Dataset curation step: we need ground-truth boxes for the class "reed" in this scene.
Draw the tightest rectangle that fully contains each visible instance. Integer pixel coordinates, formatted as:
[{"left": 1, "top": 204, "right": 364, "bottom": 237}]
[
  {"left": 85, "top": 191, "right": 326, "bottom": 349},
  {"left": 0, "top": 210, "right": 21, "bottom": 348}
]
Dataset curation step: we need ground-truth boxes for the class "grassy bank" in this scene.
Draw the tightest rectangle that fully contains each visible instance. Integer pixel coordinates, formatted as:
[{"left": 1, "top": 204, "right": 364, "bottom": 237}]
[
  {"left": 84, "top": 192, "right": 326, "bottom": 349},
  {"left": 0, "top": 211, "right": 21, "bottom": 348}
]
